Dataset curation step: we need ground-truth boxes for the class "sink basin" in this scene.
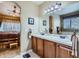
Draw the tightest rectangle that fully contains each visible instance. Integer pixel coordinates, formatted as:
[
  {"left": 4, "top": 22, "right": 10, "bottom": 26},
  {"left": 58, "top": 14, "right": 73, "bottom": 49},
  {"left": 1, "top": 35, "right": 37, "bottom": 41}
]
[
  {"left": 60, "top": 36, "right": 65, "bottom": 39},
  {"left": 41, "top": 33, "right": 45, "bottom": 35}
]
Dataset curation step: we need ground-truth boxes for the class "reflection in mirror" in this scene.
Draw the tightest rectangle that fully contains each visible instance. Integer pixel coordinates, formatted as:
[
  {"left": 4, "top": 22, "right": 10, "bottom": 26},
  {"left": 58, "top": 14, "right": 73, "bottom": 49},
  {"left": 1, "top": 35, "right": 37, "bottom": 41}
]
[
  {"left": 0, "top": 22, "right": 2, "bottom": 27},
  {"left": 60, "top": 11, "right": 79, "bottom": 32},
  {"left": 49, "top": 16, "right": 53, "bottom": 34}
]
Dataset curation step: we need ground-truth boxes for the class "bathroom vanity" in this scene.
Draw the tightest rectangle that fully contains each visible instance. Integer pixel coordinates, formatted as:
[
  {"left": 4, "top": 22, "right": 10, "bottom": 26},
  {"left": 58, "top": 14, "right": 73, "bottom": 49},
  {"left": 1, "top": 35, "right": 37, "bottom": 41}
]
[{"left": 31, "top": 33, "right": 72, "bottom": 58}]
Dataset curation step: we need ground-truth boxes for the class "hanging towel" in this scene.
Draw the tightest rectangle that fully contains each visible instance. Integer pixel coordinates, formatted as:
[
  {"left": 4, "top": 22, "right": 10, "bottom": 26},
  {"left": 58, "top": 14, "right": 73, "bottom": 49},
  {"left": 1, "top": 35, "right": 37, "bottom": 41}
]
[{"left": 72, "top": 35, "right": 78, "bottom": 57}]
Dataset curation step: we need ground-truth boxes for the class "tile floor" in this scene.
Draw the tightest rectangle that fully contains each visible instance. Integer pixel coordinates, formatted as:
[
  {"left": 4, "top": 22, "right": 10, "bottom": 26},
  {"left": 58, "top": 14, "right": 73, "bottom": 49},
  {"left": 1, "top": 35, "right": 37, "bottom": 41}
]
[
  {"left": 14, "top": 49, "right": 40, "bottom": 58},
  {"left": 0, "top": 48, "right": 20, "bottom": 58}
]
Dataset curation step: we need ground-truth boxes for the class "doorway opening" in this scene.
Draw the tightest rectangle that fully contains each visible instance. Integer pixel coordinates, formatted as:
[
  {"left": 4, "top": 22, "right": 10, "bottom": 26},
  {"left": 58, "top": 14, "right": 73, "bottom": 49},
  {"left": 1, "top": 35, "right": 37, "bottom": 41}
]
[{"left": 0, "top": 1, "right": 21, "bottom": 58}]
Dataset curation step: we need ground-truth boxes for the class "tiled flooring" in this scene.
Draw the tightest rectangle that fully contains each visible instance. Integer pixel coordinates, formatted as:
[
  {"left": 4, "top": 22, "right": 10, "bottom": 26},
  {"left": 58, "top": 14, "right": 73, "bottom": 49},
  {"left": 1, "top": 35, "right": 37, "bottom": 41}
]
[
  {"left": 0, "top": 48, "right": 39, "bottom": 58},
  {"left": 0, "top": 48, "right": 20, "bottom": 58},
  {"left": 14, "top": 49, "right": 40, "bottom": 58}
]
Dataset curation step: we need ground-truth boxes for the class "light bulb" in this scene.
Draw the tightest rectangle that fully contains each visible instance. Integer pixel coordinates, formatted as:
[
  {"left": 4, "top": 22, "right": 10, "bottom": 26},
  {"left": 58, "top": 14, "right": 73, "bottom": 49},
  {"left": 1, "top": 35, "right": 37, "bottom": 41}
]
[
  {"left": 55, "top": 4, "right": 59, "bottom": 9},
  {"left": 51, "top": 7, "right": 54, "bottom": 10},
  {"left": 47, "top": 9, "right": 50, "bottom": 12}
]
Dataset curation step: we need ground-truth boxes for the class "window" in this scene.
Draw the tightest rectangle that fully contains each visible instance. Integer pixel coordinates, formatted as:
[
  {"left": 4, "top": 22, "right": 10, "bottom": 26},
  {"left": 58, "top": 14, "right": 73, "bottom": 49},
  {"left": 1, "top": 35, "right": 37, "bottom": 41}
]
[
  {"left": 63, "top": 18, "right": 71, "bottom": 29},
  {"left": 61, "top": 14, "right": 79, "bottom": 31},
  {"left": 2, "top": 22, "right": 20, "bottom": 32},
  {"left": 71, "top": 17, "right": 79, "bottom": 29}
]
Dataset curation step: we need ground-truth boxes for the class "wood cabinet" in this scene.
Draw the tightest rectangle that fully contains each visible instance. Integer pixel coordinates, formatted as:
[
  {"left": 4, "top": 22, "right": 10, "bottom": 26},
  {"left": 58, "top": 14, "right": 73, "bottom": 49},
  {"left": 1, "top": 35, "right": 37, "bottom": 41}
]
[
  {"left": 56, "top": 44, "right": 60, "bottom": 57},
  {"left": 31, "top": 36, "right": 37, "bottom": 53},
  {"left": 37, "top": 38, "right": 44, "bottom": 57},
  {"left": 59, "top": 46, "right": 71, "bottom": 58},
  {"left": 44, "top": 40, "right": 56, "bottom": 58},
  {"left": 31, "top": 36, "right": 44, "bottom": 57},
  {"left": 31, "top": 36, "right": 72, "bottom": 58},
  {"left": 56, "top": 44, "right": 72, "bottom": 58}
]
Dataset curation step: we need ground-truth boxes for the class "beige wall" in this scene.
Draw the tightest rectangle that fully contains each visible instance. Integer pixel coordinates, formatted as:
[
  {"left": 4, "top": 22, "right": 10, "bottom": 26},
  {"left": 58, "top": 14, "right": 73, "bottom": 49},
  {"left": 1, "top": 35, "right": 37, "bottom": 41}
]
[{"left": 16, "top": 1, "right": 39, "bottom": 52}]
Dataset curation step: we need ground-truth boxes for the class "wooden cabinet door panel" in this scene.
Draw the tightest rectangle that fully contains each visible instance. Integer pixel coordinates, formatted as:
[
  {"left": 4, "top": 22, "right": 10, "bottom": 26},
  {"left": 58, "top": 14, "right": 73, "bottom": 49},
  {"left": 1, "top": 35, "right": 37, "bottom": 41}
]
[
  {"left": 32, "top": 36, "right": 37, "bottom": 53},
  {"left": 37, "top": 38, "right": 44, "bottom": 57},
  {"left": 56, "top": 44, "right": 60, "bottom": 58},
  {"left": 56, "top": 44, "right": 72, "bottom": 58},
  {"left": 44, "top": 40, "right": 56, "bottom": 58},
  {"left": 59, "top": 45, "right": 72, "bottom": 58}
]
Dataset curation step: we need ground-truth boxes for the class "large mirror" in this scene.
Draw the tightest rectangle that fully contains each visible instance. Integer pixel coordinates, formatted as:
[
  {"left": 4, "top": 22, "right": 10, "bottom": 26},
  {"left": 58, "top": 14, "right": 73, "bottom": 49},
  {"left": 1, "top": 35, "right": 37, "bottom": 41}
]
[{"left": 39, "top": 2, "right": 79, "bottom": 34}]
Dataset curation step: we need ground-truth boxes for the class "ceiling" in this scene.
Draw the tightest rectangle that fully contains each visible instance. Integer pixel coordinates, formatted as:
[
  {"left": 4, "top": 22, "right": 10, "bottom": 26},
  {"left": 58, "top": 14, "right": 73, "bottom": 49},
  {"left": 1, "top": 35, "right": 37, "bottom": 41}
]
[
  {"left": 32, "top": 1, "right": 44, "bottom": 5},
  {"left": 0, "top": 1, "right": 20, "bottom": 17}
]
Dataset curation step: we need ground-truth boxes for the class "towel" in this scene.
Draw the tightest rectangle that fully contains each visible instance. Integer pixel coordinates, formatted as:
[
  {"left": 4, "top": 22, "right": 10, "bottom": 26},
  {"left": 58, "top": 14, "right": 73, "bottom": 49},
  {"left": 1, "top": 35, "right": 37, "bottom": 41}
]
[{"left": 72, "top": 35, "right": 78, "bottom": 57}]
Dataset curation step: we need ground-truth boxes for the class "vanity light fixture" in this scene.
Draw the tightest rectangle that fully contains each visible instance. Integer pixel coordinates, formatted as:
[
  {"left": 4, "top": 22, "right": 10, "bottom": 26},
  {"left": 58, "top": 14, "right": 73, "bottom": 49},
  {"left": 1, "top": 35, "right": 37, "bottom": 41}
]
[
  {"left": 55, "top": 3, "right": 61, "bottom": 9},
  {"left": 47, "top": 5, "right": 51, "bottom": 12},
  {"left": 47, "top": 8, "right": 50, "bottom": 12},
  {"left": 51, "top": 6, "right": 54, "bottom": 10},
  {"left": 44, "top": 2, "right": 62, "bottom": 14},
  {"left": 55, "top": 4, "right": 59, "bottom": 9}
]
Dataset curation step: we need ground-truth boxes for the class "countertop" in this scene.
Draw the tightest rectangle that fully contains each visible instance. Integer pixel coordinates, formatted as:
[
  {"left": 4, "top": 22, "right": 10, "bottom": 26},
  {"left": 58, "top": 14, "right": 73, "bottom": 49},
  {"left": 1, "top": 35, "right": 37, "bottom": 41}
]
[{"left": 31, "top": 33, "right": 72, "bottom": 47}]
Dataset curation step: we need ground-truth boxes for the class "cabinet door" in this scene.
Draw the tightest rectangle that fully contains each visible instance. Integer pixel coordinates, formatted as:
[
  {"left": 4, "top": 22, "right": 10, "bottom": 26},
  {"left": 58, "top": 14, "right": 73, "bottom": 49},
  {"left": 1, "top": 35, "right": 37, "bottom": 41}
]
[
  {"left": 44, "top": 40, "right": 56, "bottom": 58},
  {"left": 37, "top": 38, "right": 44, "bottom": 57},
  {"left": 57, "top": 45, "right": 72, "bottom": 58},
  {"left": 31, "top": 36, "right": 37, "bottom": 53},
  {"left": 56, "top": 44, "right": 60, "bottom": 58}
]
